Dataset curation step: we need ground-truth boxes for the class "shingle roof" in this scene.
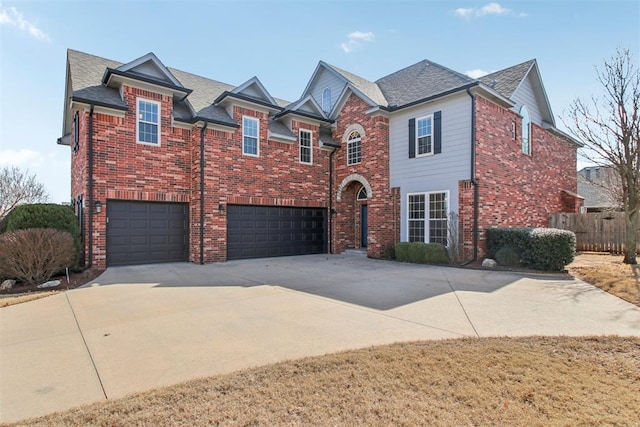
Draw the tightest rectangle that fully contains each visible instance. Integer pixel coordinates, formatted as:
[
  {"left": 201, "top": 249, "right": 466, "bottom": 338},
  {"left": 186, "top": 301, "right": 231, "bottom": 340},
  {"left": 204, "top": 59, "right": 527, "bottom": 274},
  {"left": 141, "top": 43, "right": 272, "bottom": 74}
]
[
  {"left": 66, "top": 49, "right": 287, "bottom": 127},
  {"left": 577, "top": 167, "right": 620, "bottom": 210},
  {"left": 376, "top": 60, "right": 475, "bottom": 107},
  {"left": 479, "top": 60, "right": 535, "bottom": 98},
  {"left": 68, "top": 50, "right": 126, "bottom": 109},
  {"left": 324, "top": 62, "right": 388, "bottom": 107},
  {"left": 268, "top": 118, "right": 296, "bottom": 139}
]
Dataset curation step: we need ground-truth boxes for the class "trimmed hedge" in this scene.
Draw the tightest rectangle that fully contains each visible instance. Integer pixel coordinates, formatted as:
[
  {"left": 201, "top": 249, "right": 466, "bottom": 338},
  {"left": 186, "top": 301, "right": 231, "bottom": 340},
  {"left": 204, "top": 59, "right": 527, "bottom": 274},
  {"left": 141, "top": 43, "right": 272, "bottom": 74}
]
[
  {"left": 486, "top": 227, "right": 576, "bottom": 271},
  {"left": 6, "top": 204, "right": 81, "bottom": 265},
  {"left": 395, "top": 242, "right": 449, "bottom": 264},
  {"left": 495, "top": 246, "right": 521, "bottom": 267}
]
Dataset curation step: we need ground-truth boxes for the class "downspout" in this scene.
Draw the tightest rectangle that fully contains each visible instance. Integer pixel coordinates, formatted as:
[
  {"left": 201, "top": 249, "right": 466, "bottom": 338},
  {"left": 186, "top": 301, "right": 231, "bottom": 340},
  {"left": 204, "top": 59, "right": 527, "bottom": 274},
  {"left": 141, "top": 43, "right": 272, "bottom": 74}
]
[
  {"left": 200, "top": 121, "right": 208, "bottom": 264},
  {"left": 87, "top": 105, "right": 94, "bottom": 268},
  {"left": 328, "top": 148, "right": 335, "bottom": 254},
  {"left": 466, "top": 88, "right": 479, "bottom": 261}
]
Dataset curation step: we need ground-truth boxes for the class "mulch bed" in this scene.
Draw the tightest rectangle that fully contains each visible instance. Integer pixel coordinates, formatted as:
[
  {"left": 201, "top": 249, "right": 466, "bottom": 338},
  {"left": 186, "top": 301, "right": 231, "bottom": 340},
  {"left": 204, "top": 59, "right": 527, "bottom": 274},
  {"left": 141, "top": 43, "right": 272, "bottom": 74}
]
[{"left": 0, "top": 268, "right": 104, "bottom": 296}]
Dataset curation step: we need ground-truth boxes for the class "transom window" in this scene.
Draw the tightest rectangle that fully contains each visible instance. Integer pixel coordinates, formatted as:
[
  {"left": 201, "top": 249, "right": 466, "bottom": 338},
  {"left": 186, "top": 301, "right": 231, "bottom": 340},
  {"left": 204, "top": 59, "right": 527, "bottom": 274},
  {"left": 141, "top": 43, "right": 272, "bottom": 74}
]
[
  {"left": 521, "top": 105, "right": 531, "bottom": 155},
  {"left": 322, "top": 87, "right": 331, "bottom": 113},
  {"left": 417, "top": 116, "right": 433, "bottom": 156},
  {"left": 347, "top": 131, "right": 362, "bottom": 165},
  {"left": 408, "top": 191, "right": 448, "bottom": 245},
  {"left": 243, "top": 116, "right": 259, "bottom": 156},
  {"left": 357, "top": 186, "right": 368, "bottom": 201},
  {"left": 137, "top": 99, "right": 160, "bottom": 145},
  {"left": 299, "top": 129, "right": 312, "bottom": 164}
]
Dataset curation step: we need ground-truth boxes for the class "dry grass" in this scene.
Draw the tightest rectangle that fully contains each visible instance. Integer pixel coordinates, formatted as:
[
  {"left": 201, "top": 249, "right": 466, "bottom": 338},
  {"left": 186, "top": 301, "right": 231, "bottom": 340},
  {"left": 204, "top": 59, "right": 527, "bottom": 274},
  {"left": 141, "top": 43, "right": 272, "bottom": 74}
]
[
  {"left": 0, "top": 291, "right": 59, "bottom": 307},
  {"left": 569, "top": 253, "right": 640, "bottom": 306},
  {"left": 11, "top": 336, "right": 640, "bottom": 426}
]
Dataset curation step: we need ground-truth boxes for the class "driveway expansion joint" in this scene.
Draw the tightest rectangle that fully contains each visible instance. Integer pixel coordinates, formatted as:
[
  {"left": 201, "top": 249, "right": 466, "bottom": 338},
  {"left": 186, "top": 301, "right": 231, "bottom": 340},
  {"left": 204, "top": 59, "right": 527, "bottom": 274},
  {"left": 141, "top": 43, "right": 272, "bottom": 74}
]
[{"left": 65, "top": 292, "right": 108, "bottom": 400}]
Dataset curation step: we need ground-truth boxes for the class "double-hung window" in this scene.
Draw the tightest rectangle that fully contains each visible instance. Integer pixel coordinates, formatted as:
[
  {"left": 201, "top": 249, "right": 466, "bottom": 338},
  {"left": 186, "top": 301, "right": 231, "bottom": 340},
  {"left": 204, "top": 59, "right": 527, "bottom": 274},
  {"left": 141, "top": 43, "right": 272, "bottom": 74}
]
[
  {"left": 137, "top": 99, "right": 160, "bottom": 145},
  {"left": 299, "top": 129, "right": 312, "bottom": 164},
  {"left": 347, "top": 131, "right": 362, "bottom": 165},
  {"left": 243, "top": 116, "right": 259, "bottom": 156},
  {"left": 408, "top": 191, "right": 448, "bottom": 245},
  {"left": 417, "top": 116, "right": 433, "bottom": 156}
]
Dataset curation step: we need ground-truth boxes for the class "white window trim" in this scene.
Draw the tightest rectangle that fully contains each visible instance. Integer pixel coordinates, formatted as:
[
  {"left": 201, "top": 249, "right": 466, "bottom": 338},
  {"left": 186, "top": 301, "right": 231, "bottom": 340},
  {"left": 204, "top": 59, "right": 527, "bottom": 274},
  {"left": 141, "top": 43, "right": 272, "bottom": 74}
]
[
  {"left": 299, "top": 129, "right": 313, "bottom": 165},
  {"left": 242, "top": 115, "right": 260, "bottom": 157},
  {"left": 416, "top": 115, "right": 434, "bottom": 157},
  {"left": 347, "top": 131, "right": 362, "bottom": 166},
  {"left": 136, "top": 98, "right": 161, "bottom": 146},
  {"left": 406, "top": 190, "right": 449, "bottom": 245}
]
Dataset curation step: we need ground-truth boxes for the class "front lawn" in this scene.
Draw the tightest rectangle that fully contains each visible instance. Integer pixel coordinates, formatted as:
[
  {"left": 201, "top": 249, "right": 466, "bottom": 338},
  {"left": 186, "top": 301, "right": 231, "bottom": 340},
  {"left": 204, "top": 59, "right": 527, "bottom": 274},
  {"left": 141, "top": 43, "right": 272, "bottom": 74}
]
[{"left": 12, "top": 336, "right": 640, "bottom": 426}]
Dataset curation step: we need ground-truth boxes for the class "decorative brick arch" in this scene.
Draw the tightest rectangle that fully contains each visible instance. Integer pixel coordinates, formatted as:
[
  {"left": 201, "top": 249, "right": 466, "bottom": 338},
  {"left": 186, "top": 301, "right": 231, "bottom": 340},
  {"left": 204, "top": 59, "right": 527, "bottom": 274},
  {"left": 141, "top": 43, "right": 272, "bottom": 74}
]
[
  {"left": 342, "top": 123, "right": 366, "bottom": 142},
  {"left": 336, "top": 173, "right": 372, "bottom": 202}
]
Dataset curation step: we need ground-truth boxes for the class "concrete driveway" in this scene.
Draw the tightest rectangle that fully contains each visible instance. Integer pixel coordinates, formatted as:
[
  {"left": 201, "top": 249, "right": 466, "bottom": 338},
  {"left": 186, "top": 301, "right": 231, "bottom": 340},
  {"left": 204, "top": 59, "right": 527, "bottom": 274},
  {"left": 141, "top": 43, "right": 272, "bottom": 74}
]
[{"left": 2, "top": 253, "right": 639, "bottom": 423}]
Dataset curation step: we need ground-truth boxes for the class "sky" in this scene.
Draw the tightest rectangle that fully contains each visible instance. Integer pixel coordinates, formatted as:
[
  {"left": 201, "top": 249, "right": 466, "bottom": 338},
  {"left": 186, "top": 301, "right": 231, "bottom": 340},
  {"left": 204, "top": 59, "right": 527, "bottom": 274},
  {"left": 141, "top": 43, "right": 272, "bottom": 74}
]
[{"left": 0, "top": 0, "right": 638, "bottom": 204}]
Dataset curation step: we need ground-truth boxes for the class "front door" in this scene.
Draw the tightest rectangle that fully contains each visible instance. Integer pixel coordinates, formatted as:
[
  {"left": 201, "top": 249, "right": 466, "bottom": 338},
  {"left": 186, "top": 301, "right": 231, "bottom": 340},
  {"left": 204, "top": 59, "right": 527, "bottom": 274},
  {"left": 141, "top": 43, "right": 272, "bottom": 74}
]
[{"left": 361, "top": 204, "right": 368, "bottom": 248}]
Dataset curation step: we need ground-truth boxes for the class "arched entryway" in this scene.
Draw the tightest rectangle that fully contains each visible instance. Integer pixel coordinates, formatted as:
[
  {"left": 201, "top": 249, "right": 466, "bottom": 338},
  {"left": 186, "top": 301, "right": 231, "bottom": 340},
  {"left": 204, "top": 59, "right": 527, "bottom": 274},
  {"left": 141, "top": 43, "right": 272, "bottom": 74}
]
[{"left": 335, "top": 174, "right": 372, "bottom": 252}]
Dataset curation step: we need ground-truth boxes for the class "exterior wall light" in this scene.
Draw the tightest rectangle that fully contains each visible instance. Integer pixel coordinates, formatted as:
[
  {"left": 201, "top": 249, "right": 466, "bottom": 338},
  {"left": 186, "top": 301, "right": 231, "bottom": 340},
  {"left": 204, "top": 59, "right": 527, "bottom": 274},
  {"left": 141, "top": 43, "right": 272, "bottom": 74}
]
[
  {"left": 94, "top": 200, "right": 102, "bottom": 214},
  {"left": 218, "top": 203, "right": 225, "bottom": 214}
]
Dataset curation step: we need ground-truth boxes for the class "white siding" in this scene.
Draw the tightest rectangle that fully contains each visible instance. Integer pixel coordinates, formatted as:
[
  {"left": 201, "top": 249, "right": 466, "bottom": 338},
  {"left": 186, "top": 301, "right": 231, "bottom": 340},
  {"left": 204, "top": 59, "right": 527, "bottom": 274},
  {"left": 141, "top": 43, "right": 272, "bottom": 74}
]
[
  {"left": 307, "top": 68, "right": 346, "bottom": 113},
  {"left": 389, "top": 92, "right": 472, "bottom": 241},
  {"left": 510, "top": 74, "right": 543, "bottom": 125}
]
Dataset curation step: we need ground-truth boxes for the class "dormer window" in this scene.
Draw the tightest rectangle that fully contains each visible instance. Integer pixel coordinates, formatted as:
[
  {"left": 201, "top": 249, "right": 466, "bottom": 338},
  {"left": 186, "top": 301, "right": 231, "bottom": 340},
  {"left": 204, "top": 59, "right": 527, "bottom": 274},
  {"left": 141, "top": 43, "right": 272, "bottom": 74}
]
[
  {"left": 520, "top": 105, "right": 531, "bottom": 155},
  {"left": 137, "top": 99, "right": 160, "bottom": 145},
  {"left": 322, "top": 87, "right": 331, "bottom": 114}
]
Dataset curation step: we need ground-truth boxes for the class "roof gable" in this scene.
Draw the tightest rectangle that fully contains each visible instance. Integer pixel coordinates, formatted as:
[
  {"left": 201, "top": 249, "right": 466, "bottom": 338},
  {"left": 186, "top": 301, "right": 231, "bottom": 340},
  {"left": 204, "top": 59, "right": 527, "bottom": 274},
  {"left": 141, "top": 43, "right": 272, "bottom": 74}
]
[
  {"left": 115, "top": 52, "right": 182, "bottom": 87},
  {"left": 300, "top": 61, "right": 387, "bottom": 110},
  {"left": 287, "top": 95, "right": 326, "bottom": 117},
  {"left": 232, "top": 76, "right": 277, "bottom": 106},
  {"left": 480, "top": 59, "right": 554, "bottom": 125}
]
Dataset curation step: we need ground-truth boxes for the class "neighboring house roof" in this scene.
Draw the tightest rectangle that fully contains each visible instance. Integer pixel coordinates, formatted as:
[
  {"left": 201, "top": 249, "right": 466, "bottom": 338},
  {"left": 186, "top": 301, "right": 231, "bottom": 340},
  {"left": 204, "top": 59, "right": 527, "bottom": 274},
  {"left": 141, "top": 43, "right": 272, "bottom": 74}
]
[
  {"left": 479, "top": 60, "right": 535, "bottom": 98},
  {"left": 577, "top": 166, "right": 620, "bottom": 210},
  {"left": 376, "top": 59, "right": 475, "bottom": 107}
]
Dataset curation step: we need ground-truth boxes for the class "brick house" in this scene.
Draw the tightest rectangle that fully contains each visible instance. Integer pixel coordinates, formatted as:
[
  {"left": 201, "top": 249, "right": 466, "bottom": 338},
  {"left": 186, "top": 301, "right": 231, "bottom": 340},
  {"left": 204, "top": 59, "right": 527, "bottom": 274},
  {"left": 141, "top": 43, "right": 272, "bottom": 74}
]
[{"left": 58, "top": 49, "right": 582, "bottom": 269}]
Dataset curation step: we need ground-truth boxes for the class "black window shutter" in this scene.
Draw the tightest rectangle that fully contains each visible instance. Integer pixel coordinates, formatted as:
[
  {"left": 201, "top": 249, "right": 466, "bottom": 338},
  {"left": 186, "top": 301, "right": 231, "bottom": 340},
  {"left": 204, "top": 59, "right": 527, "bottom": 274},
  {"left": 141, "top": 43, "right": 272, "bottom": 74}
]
[
  {"left": 434, "top": 111, "right": 442, "bottom": 154},
  {"left": 408, "top": 118, "right": 416, "bottom": 158}
]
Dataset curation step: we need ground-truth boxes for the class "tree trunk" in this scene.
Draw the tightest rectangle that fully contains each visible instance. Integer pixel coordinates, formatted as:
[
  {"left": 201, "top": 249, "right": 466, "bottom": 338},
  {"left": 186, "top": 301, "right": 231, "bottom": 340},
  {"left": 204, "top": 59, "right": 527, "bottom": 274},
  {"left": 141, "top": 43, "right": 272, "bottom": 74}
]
[{"left": 623, "top": 208, "right": 638, "bottom": 264}]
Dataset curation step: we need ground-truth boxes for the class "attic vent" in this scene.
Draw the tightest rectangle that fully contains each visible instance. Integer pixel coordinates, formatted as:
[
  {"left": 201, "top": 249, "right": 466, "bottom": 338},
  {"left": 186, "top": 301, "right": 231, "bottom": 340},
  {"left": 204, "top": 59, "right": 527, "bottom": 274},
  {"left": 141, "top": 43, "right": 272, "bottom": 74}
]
[{"left": 491, "top": 79, "right": 497, "bottom": 88}]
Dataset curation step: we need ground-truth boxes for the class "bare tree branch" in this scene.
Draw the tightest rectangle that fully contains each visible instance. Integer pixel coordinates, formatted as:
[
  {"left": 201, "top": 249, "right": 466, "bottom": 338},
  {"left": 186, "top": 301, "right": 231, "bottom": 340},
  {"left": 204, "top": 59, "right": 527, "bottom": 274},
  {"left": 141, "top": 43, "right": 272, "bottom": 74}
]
[
  {"left": 0, "top": 166, "right": 50, "bottom": 219},
  {"left": 563, "top": 47, "right": 640, "bottom": 264}
]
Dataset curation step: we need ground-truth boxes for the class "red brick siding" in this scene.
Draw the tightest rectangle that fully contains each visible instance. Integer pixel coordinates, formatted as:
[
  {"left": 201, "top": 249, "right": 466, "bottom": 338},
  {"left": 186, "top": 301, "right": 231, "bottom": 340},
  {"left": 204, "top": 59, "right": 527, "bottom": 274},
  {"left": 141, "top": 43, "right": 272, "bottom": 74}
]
[
  {"left": 467, "top": 95, "right": 579, "bottom": 259},
  {"left": 332, "top": 94, "right": 399, "bottom": 257}
]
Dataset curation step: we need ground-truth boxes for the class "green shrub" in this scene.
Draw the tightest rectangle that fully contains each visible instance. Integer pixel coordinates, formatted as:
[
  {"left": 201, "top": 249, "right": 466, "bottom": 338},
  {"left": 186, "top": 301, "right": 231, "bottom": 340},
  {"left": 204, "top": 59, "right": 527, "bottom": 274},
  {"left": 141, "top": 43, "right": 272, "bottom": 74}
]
[
  {"left": 395, "top": 242, "right": 449, "bottom": 264},
  {"left": 6, "top": 204, "right": 80, "bottom": 265},
  {"left": 0, "top": 228, "right": 76, "bottom": 285},
  {"left": 486, "top": 227, "right": 575, "bottom": 271},
  {"left": 495, "top": 246, "right": 521, "bottom": 267},
  {"left": 381, "top": 244, "right": 396, "bottom": 260},
  {"left": 527, "top": 228, "right": 576, "bottom": 271}
]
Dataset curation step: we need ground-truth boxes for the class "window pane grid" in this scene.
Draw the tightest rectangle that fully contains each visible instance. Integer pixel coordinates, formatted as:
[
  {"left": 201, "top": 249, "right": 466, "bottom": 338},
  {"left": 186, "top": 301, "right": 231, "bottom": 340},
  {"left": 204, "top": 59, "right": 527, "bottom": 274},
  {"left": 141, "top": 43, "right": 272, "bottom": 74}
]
[
  {"left": 300, "top": 130, "right": 312, "bottom": 164},
  {"left": 137, "top": 100, "right": 159, "bottom": 144},
  {"left": 408, "top": 192, "right": 448, "bottom": 245},
  {"left": 417, "top": 117, "right": 432, "bottom": 155},
  {"left": 347, "top": 131, "right": 361, "bottom": 165},
  {"left": 243, "top": 117, "right": 259, "bottom": 155}
]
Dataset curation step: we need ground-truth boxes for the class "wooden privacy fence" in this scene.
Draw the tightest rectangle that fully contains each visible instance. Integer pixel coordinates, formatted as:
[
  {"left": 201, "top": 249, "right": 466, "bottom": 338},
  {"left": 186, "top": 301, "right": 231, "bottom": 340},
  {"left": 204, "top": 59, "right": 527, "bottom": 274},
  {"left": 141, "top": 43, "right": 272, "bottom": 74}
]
[{"left": 549, "top": 212, "right": 640, "bottom": 254}]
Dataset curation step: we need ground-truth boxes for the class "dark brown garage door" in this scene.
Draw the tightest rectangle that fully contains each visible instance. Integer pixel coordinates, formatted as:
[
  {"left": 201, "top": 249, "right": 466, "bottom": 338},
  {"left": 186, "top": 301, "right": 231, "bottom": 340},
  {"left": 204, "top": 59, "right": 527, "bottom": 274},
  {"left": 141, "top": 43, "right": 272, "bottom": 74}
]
[
  {"left": 106, "top": 201, "right": 189, "bottom": 266},
  {"left": 227, "top": 205, "right": 326, "bottom": 260}
]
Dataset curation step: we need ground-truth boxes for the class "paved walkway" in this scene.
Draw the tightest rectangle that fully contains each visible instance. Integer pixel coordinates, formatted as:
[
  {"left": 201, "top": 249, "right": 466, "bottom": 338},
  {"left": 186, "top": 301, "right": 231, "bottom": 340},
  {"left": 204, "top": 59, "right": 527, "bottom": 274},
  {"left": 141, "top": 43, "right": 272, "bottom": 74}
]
[{"left": 2, "top": 254, "right": 639, "bottom": 423}]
